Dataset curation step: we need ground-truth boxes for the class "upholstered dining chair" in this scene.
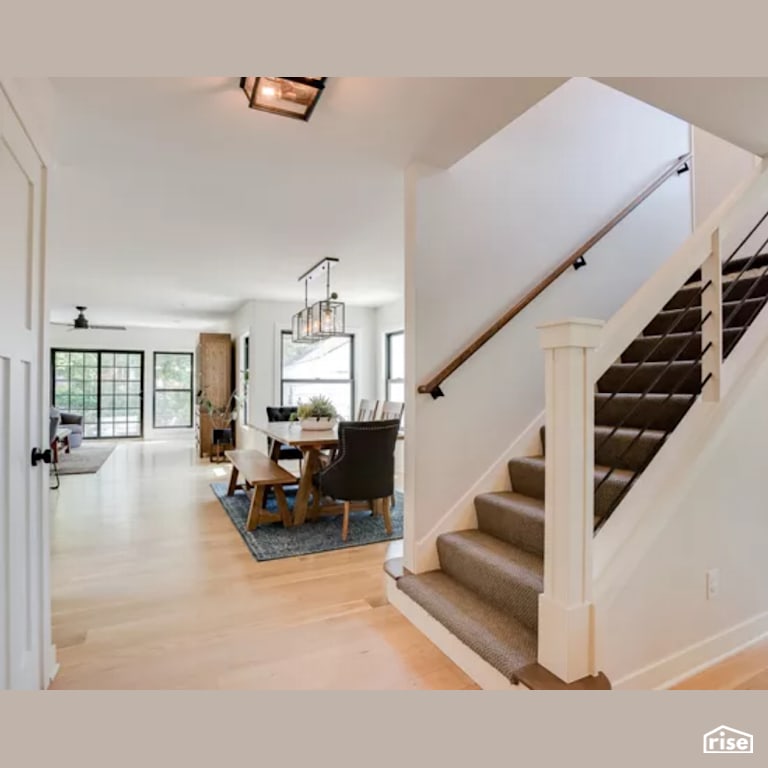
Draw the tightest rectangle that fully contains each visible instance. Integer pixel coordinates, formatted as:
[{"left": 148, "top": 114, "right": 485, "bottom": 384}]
[
  {"left": 375, "top": 401, "right": 404, "bottom": 504},
  {"left": 313, "top": 419, "right": 400, "bottom": 541}
]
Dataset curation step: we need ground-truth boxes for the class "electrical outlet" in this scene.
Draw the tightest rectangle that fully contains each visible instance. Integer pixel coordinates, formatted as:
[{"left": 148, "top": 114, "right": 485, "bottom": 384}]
[{"left": 707, "top": 569, "right": 720, "bottom": 600}]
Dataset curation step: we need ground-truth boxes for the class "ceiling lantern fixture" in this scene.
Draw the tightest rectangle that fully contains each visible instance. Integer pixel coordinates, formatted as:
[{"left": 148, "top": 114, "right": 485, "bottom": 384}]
[
  {"left": 292, "top": 257, "right": 346, "bottom": 344},
  {"left": 239, "top": 77, "right": 327, "bottom": 122}
]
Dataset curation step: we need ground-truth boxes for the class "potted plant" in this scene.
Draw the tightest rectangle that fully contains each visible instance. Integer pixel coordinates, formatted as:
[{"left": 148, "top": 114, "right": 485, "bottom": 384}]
[
  {"left": 294, "top": 394, "right": 338, "bottom": 431},
  {"left": 197, "top": 389, "right": 242, "bottom": 461}
]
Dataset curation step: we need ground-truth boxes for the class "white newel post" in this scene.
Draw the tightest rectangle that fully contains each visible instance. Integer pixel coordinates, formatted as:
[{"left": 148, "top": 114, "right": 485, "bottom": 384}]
[
  {"left": 537, "top": 318, "right": 603, "bottom": 683},
  {"left": 701, "top": 228, "right": 723, "bottom": 402}
]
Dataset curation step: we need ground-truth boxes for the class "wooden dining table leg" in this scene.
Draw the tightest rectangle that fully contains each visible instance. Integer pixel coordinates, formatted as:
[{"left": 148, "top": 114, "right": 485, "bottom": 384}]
[{"left": 292, "top": 446, "right": 318, "bottom": 526}]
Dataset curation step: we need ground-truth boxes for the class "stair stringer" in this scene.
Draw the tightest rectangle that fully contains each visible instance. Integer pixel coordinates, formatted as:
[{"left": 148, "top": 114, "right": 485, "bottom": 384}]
[
  {"left": 412, "top": 411, "right": 543, "bottom": 573},
  {"left": 592, "top": 300, "right": 768, "bottom": 689}
]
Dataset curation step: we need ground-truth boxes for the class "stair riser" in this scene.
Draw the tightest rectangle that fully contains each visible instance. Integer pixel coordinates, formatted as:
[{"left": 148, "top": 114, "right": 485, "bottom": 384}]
[
  {"left": 644, "top": 300, "right": 764, "bottom": 335},
  {"left": 508, "top": 461, "right": 546, "bottom": 500},
  {"left": 507, "top": 458, "right": 631, "bottom": 521},
  {"left": 721, "top": 274, "right": 768, "bottom": 305},
  {"left": 665, "top": 275, "right": 768, "bottom": 311},
  {"left": 594, "top": 429, "right": 665, "bottom": 473},
  {"left": 475, "top": 496, "right": 544, "bottom": 556},
  {"left": 539, "top": 424, "right": 666, "bottom": 472},
  {"left": 594, "top": 394, "right": 692, "bottom": 431},
  {"left": 621, "top": 328, "right": 743, "bottom": 363},
  {"left": 437, "top": 536, "right": 541, "bottom": 632},
  {"left": 597, "top": 363, "right": 702, "bottom": 395},
  {"left": 687, "top": 254, "right": 768, "bottom": 284}
]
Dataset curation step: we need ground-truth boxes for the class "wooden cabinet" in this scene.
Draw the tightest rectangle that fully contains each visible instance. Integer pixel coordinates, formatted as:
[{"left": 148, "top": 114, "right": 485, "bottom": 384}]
[{"left": 195, "top": 332, "right": 234, "bottom": 458}]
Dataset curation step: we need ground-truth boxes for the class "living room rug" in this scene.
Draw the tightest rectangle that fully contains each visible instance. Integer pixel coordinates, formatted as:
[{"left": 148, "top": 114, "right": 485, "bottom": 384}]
[
  {"left": 57, "top": 443, "right": 116, "bottom": 475},
  {"left": 210, "top": 482, "right": 403, "bottom": 561}
]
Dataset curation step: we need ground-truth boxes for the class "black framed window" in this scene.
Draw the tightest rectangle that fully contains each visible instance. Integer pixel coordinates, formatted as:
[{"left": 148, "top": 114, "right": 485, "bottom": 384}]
[
  {"left": 153, "top": 352, "right": 193, "bottom": 429},
  {"left": 52, "top": 349, "right": 144, "bottom": 438},
  {"left": 280, "top": 332, "right": 354, "bottom": 420},
  {"left": 386, "top": 330, "right": 405, "bottom": 403}
]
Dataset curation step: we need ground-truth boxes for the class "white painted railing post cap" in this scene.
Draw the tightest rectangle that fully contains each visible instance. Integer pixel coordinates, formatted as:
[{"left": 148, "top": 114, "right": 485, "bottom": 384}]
[{"left": 538, "top": 318, "right": 604, "bottom": 350}]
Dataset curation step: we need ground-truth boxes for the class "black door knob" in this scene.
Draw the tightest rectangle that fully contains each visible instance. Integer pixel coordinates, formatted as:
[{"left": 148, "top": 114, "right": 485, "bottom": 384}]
[{"left": 31, "top": 448, "right": 52, "bottom": 467}]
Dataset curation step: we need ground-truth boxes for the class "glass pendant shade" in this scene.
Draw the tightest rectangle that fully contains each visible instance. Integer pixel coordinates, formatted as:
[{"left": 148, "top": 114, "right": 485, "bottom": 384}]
[
  {"left": 309, "top": 299, "right": 345, "bottom": 337},
  {"left": 291, "top": 307, "right": 316, "bottom": 343}
]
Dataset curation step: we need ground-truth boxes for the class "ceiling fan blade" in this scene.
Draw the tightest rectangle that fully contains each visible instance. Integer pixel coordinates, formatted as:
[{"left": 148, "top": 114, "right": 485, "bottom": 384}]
[
  {"left": 51, "top": 322, "right": 75, "bottom": 327},
  {"left": 88, "top": 324, "right": 127, "bottom": 331}
]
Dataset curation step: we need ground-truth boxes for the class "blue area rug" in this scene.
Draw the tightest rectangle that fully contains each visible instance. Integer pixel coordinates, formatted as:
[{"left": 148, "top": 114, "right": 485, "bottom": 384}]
[{"left": 210, "top": 482, "right": 403, "bottom": 561}]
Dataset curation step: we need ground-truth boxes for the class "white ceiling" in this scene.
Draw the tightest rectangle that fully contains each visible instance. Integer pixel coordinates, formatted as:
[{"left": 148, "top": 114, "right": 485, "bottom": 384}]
[{"left": 47, "top": 77, "right": 566, "bottom": 329}]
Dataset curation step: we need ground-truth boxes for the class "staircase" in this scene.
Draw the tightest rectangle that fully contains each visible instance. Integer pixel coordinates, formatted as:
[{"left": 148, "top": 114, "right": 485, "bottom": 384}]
[{"left": 395, "top": 250, "right": 768, "bottom": 685}]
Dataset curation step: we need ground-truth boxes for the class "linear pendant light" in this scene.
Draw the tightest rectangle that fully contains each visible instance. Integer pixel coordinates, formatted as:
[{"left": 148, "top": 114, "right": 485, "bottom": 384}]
[{"left": 291, "top": 258, "right": 345, "bottom": 344}]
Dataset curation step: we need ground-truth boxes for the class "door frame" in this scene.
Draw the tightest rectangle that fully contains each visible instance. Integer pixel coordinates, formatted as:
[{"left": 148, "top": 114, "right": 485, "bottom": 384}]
[{"left": 1, "top": 79, "right": 56, "bottom": 689}]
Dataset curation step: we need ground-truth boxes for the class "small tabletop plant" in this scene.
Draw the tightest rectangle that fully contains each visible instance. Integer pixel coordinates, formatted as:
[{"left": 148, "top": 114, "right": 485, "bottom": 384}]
[{"left": 293, "top": 394, "right": 338, "bottom": 422}]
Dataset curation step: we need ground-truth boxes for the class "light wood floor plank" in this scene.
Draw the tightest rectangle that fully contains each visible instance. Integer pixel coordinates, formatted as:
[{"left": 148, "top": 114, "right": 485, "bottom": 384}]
[{"left": 49, "top": 440, "right": 476, "bottom": 690}]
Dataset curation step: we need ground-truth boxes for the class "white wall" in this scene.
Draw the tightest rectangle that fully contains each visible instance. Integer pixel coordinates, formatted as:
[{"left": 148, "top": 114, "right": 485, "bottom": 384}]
[
  {"left": 229, "top": 300, "right": 377, "bottom": 452},
  {"left": 596, "top": 325, "right": 768, "bottom": 687},
  {"left": 692, "top": 127, "right": 759, "bottom": 227},
  {"left": 48, "top": 324, "right": 202, "bottom": 441},
  {"left": 408, "top": 77, "right": 693, "bottom": 564}
]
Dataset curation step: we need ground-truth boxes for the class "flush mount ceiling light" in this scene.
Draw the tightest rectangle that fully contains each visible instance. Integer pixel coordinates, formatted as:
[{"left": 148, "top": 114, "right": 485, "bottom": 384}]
[
  {"left": 291, "top": 257, "right": 346, "bottom": 344},
  {"left": 239, "top": 77, "right": 327, "bottom": 122}
]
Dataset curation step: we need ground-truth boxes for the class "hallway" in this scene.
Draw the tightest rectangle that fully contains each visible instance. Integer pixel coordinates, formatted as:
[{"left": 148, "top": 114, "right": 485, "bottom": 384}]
[{"left": 49, "top": 440, "right": 475, "bottom": 689}]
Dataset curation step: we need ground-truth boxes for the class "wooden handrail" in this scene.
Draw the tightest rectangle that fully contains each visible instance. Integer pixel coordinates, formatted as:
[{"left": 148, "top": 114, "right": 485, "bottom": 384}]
[{"left": 418, "top": 152, "right": 692, "bottom": 398}]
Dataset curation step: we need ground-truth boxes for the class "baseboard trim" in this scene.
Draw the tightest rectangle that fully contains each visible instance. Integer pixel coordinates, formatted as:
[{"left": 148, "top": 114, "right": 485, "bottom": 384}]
[
  {"left": 612, "top": 610, "right": 768, "bottom": 690},
  {"left": 386, "top": 578, "right": 526, "bottom": 690}
]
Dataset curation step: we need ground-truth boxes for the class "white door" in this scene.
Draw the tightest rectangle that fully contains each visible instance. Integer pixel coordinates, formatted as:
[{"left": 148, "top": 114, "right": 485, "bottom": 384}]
[{"left": 0, "top": 87, "right": 48, "bottom": 689}]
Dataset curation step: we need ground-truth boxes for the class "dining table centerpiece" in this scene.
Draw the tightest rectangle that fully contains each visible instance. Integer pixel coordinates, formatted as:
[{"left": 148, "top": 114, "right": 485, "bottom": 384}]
[{"left": 294, "top": 394, "right": 338, "bottom": 431}]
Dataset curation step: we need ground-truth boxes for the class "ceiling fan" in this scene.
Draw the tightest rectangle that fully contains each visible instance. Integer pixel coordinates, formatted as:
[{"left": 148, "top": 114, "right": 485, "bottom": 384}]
[{"left": 52, "top": 306, "right": 127, "bottom": 332}]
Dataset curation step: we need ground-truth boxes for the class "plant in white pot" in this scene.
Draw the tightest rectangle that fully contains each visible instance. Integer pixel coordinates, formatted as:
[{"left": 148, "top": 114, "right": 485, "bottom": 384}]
[{"left": 294, "top": 394, "right": 338, "bottom": 431}]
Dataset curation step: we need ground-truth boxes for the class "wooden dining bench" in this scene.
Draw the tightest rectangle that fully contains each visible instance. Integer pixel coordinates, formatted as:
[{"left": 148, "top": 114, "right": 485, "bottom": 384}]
[{"left": 225, "top": 449, "right": 297, "bottom": 531}]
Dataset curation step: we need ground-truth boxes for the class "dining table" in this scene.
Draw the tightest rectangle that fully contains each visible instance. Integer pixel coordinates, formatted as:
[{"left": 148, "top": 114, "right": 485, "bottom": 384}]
[{"left": 254, "top": 420, "right": 403, "bottom": 526}]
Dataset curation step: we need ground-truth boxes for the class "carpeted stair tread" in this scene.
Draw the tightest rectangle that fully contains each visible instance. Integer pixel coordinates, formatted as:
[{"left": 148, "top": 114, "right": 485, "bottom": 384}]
[
  {"left": 666, "top": 273, "right": 768, "bottom": 311},
  {"left": 437, "top": 530, "right": 543, "bottom": 630},
  {"left": 643, "top": 298, "right": 765, "bottom": 335},
  {"left": 594, "top": 392, "right": 693, "bottom": 431},
  {"left": 594, "top": 425, "right": 666, "bottom": 472},
  {"left": 475, "top": 491, "right": 544, "bottom": 555},
  {"left": 397, "top": 570, "right": 537, "bottom": 680},
  {"left": 720, "top": 273, "right": 768, "bottom": 304},
  {"left": 662, "top": 284, "right": 703, "bottom": 311},
  {"left": 723, "top": 253, "right": 768, "bottom": 275},
  {"left": 597, "top": 360, "right": 701, "bottom": 394},
  {"left": 687, "top": 254, "right": 768, "bottom": 283},
  {"left": 507, "top": 455, "right": 632, "bottom": 519},
  {"left": 620, "top": 328, "right": 745, "bottom": 364}
]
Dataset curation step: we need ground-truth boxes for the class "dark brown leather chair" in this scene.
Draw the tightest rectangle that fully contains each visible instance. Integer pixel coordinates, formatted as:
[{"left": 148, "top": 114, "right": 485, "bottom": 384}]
[{"left": 314, "top": 419, "right": 400, "bottom": 541}]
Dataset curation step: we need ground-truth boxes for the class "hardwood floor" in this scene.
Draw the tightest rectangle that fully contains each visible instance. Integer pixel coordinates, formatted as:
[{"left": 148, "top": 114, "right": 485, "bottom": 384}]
[
  {"left": 48, "top": 438, "right": 768, "bottom": 690},
  {"left": 49, "top": 440, "right": 477, "bottom": 690}
]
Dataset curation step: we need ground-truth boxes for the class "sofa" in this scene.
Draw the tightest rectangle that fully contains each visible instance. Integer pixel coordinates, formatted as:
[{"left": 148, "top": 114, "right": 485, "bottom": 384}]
[{"left": 50, "top": 407, "right": 84, "bottom": 449}]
